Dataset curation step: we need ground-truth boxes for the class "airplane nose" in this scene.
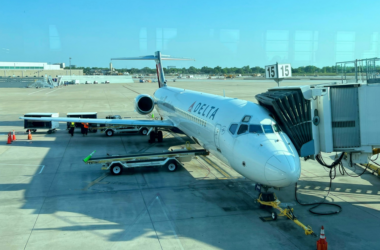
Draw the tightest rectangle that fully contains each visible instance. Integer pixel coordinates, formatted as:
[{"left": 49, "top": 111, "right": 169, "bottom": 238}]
[{"left": 264, "top": 151, "right": 301, "bottom": 187}]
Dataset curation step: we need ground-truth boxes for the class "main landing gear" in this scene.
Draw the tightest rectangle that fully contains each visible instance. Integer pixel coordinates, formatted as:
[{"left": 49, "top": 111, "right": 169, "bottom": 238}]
[
  {"left": 149, "top": 129, "right": 163, "bottom": 143},
  {"left": 256, "top": 187, "right": 316, "bottom": 236}
]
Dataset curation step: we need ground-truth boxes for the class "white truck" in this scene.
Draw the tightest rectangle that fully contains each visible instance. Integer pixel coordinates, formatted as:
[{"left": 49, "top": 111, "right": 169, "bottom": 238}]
[{"left": 99, "top": 115, "right": 150, "bottom": 137}]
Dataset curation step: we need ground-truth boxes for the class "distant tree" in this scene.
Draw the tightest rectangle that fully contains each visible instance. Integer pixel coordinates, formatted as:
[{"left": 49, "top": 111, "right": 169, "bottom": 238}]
[
  {"left": 242, "top": 65, "right": 251, "bottom": 74},
  {"left": 188, "top": 66, "right": 197, "bottom": 74},
  {"left": 214, "top": 66, "right": 222, "bottom": 75}
]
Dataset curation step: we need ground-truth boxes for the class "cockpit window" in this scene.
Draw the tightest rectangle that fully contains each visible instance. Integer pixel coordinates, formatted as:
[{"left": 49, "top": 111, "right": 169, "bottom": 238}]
[
  {"left": 229, "top": 124, "right": 238, "bottom": 134},
  {"left": 263, "top": 125, "right": 274, "bottom": 133},
  {"left": 237, "top": 124, "right": 248, "bottom": 135},
  {"left": 249, "top": 124, "right": 263, "bottom": 133},
  {"left": 273, "top": 124, "right": 281, "bottom": 132},
  {"left": 242, "top": 115, "right": 251, "bottom": 122}
]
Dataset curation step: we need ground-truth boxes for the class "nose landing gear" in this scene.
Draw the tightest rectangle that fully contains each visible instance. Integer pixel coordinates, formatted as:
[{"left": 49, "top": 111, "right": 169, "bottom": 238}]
[{"left": 257, "top": 191, "right": 316, "bottom": 237}]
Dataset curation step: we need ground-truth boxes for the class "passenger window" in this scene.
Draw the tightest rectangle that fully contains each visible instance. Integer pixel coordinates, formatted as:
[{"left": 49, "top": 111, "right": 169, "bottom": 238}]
[
  {"left": 242, "top": 116, "right": 251, "bottom": 122},
  {"left": 273, "top": 124, "right": 281, "bottom": 132},
  {"left": 249, "top": 124, "right": 263, "bottom": 133},
  {"left": 237, "top": 124, "right": 248, "bottom": 135},
  {"left": 229, "top": 124, "right": 238, "bottom": 134},
  {"left": 263, "top": 125, "right": 274, "bottom": 133}
]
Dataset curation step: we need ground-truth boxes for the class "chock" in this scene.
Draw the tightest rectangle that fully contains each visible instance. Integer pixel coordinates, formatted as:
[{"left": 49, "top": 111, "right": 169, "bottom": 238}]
[{"left": 316, "top": 226, "right": 328, "bottom": 250}]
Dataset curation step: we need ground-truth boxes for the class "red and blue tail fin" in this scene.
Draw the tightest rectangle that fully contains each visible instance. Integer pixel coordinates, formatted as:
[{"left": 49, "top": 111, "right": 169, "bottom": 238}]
[{"left": 112, "top": 51, "right": 194, "bottom": 88}]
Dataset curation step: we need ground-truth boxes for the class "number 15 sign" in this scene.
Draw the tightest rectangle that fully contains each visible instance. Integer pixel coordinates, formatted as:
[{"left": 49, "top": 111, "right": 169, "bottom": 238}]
[{"left": 265, "top": 63, "right": 292, "bottom": 79}]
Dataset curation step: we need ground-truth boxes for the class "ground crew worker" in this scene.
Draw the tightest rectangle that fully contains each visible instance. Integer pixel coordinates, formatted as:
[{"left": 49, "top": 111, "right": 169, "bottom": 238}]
[
  {"left": 81, "top": 123, "right": 85, "bottom": 136},
  {"left": 69, "top": 122, "right": 75, "bottom": 137},
  {"left": 84, "top": 123, "right": 89, "bottom": 136}
]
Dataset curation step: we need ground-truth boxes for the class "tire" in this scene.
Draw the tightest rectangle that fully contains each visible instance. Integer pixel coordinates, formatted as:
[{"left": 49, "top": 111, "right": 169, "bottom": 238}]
[
  {"left": 165, "top": 160, "right": 178, "bottom": 172},
  {"left": 271, "top": 212, "right": 277, "bottom": 220},
  {"left": 157, "top": 131, "right": 163, "bottom": 143},
  {"left": 110, "top": 164, "right": 123, "bottom": 175},
  {"left": 105, "top": 129, "right": 114, "bottom": 137},
  {"left": 140, "top": 127, "right": 149, "bottom": 135},
  {"left": 149, "top": 131, "right": 156, "bottom": 143}
]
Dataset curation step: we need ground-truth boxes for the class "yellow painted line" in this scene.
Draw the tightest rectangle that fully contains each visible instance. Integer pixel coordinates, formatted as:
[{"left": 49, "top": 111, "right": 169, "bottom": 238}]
[
  {"left": 82, "top": 173, "right": 109, "bottom": 191},
  {"left": 200, "top": 155, "right": 231, "bottom": 178}
]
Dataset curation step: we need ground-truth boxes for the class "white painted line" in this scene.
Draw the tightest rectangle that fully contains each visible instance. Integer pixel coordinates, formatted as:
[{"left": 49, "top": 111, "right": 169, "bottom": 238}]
[
  {"left": 0, "top": 163, "right": 44, "bottom": 166},
  {"left": 156, "top": 196, "right": 184, "bottom": 250},
  {"left": 28, "top": 89, "right": 48, "bottom": 95},
  {"left": 45, "top": 89, "right": 60, "bottom": 95},
  {"left": 39, "top": 165, "right": 45, "bottom": 174},
  {"left": 0, "top": 163, "right": 46, "bottom": 175}
]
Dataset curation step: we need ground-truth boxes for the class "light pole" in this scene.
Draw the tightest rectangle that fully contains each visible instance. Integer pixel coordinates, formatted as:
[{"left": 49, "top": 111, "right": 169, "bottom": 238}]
[{"left": 69, "top": 57, "right": 72, "bottom": 76}]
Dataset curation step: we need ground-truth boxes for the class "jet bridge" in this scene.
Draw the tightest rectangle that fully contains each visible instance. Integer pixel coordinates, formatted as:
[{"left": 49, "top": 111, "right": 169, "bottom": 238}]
[{"left": 256, "top": 79, "right": 380, "bottom": 164}]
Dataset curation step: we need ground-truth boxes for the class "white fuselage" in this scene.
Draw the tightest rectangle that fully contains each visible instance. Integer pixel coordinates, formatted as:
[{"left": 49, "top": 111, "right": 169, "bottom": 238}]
[{"left": 154, "top": 86, "right": 301, "bottom": 188}]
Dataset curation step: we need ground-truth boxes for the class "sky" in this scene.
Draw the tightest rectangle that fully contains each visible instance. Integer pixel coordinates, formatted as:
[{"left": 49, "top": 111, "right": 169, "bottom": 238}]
[{"left": 1, "top": 0, "right": 380, "bottom": 69}]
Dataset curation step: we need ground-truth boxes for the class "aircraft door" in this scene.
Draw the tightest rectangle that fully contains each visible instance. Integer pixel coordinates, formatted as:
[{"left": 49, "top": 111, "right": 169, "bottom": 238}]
[{"left": 214, "top": 124, "right": 221, "bottom": 152}]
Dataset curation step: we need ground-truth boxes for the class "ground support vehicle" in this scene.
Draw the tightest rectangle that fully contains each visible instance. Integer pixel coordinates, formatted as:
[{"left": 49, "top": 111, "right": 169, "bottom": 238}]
[
  {"left": 94, "top": 115, "right": 150, "bottom": 136},
  {"left": 66, "top": 112, "right": 98, "bottom": 132},
  {"left": 85, "top": 149, "right": 209, "bottom": 175},
  {"left": 24, "top": 113, "right": 59, "bottom": 133},
  {"left": 91, "top": 124, "right": 150, "bottom": 137}
]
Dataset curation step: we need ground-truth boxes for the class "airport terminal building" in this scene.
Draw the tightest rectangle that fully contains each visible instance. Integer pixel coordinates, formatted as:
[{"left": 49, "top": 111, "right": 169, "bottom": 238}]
[{"left": 0, "top": 61, "right": 83, "bottom": 77}]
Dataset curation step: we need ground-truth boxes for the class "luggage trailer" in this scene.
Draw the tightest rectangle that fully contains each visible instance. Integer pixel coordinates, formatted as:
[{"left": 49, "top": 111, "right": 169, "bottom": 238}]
[
  {"left": 24, "top": 113, "right": 59, "bottom": 133},
  {"left": 66, "top": 112, "right": 98, "bottom": 132},
  {"left": 85, "top": 149, "right": 209, "bottom": 175}
]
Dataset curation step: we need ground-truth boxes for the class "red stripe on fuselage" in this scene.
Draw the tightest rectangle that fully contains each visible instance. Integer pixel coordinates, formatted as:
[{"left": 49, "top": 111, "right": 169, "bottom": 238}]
[{"left": 156, "top": 64, "right": 161, "bottom": 88}]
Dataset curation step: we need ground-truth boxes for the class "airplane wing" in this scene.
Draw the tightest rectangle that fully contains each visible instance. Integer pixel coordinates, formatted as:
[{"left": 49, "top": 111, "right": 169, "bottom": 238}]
[{"left": 19, "top": 117, "right": 174, "bottom": 128}]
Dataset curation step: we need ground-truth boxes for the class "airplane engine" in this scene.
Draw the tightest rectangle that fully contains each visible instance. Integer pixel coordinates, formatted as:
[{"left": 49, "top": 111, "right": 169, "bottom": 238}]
[{"left": 135, "top": 94, "right": 154, "bottom": 115}]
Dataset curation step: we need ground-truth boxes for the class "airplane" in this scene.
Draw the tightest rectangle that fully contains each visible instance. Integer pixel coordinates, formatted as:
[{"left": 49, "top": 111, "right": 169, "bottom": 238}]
[{"left": 20, "top": 51, "right": 301, "bottom": 189}]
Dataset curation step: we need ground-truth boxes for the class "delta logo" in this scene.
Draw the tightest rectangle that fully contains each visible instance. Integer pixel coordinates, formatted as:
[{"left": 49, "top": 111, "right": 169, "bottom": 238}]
[{"left": 188, "top": 101, "right": 219, "bottom": 120}]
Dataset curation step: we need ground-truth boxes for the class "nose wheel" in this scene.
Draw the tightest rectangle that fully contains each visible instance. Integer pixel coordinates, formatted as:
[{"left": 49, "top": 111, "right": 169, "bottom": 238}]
[{"left": 256, "top": 191, "right": 316, "bottom": 237}]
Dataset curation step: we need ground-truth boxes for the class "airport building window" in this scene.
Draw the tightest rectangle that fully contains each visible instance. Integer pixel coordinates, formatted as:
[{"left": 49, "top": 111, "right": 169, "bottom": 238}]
[
  {"left": 249, "top": 124, "right": 263, "bottom": 133},
  {"left": 237, "top": 124, "right": 248, "bottom": 135},
  {"left": 229, "top": 124, "right": 238, "bottom": 134},
  {"left": 263, "top": 125, "right": 274, "bottom": 133}
]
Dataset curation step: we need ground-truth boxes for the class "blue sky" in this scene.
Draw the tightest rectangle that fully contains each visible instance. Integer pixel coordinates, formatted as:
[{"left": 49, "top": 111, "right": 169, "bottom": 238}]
[{"left": 1, "top": 0, "right": 379, "bottom": 68}]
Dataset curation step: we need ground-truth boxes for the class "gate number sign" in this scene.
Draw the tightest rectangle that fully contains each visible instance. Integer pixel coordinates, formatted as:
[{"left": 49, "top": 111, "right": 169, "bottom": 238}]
[{"left": 265, "top": 64, "right": 292, "bottom": 79}]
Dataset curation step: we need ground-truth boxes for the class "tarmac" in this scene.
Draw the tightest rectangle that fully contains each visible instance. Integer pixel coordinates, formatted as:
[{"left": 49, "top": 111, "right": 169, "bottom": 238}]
[{"left": 0, "top": 79, "right": 379, "bottom": 250}]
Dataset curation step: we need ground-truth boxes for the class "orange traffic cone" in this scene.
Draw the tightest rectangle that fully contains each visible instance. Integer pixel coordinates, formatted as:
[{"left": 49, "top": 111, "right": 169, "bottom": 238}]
[
  {"left": 7, "top": 132, "right": 12, "bottom": 144},
  {"left": 27, "top": 130, "right": 32, "bottom": 140},
  {"left": 316, "top": 226, "right": 328, "bottom": 250},
  {"left": 12, "top": 130, "right": 16, "bottom": 141}
]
